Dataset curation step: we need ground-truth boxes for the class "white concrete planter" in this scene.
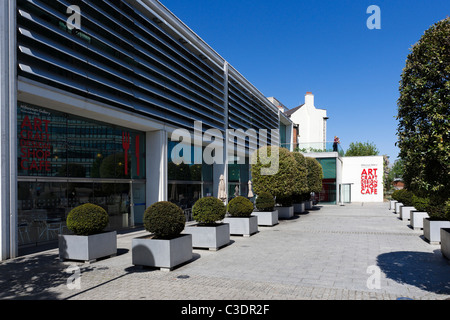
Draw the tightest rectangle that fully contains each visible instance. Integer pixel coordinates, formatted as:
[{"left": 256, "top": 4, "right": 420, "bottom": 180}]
[
  {"left": 183, "top": 223, "right": 230, "bottom": 251},
  {"left": 252, "top": 210, "right": 278, "bottom": 226},
  {"left": 389, "top": 200, "right": 397, "bottom": 210},
  {"left": 410, "top": 211, "right": 429, "bottom": 230},
  {"left": 293, "top": 203, "right": 305, "bottom": 214},
  {"left": 132, "top": 234, "right": 193, "bottom": 271},
  {"left": 440, "top": 228, "right": 450, "bottom": 260},
  {"left": 277, "top": 206, "right": 294, "bottom": 219},
  {"left": 58, "top": 231, "right": 117, "bottom": 263},
  {"left": 395, "top": 202, "right": 403, "bottom": 214},
  {"left": 223, "top": 216, "right": 258, "bottom": 237},
  {"left": 423, "top": 218, "right": 450, "bottom": 245},
  {"left": 305, "top": 201, "right": 313, "bottom": 210},
  {"left": 400, "top": 206, "right": 415, "bottom": 221}
]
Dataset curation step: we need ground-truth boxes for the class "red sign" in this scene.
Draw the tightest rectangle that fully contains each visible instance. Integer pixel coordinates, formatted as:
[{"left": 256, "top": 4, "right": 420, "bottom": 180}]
[
  {"left": 361, "top": 168, "right": 378, "bottom": 195},
  {"left": 19, "top": 115, "right": 52, "bottom": 172}
]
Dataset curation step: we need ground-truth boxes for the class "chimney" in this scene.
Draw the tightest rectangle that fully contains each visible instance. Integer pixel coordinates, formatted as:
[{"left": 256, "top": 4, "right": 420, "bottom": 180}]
[{"left": 305, "top": 92, "right": 314, "bottom": 107}]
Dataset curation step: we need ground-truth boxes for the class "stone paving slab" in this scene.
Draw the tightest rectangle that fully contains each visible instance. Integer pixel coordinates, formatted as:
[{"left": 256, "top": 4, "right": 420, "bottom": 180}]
[{"left": 0, "top": 202, "right": 449, "bottom": 301}]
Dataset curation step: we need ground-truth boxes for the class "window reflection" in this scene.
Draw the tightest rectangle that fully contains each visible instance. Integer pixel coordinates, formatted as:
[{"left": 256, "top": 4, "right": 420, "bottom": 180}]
[
  {"left": 167, "top": 140, "right": 213, "bottom": 220},
  {"left": 17, "top": 102, "right": 147, "bottom": 249}
]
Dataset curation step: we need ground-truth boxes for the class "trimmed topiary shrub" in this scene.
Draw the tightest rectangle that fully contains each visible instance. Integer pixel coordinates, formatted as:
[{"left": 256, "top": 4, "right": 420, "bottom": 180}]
[
  {"left": 306, "top": 157, "right": 323, "bottom": 194},
  {"left": 412, "top": 194, "right": 430, "bottom": 212},
  {"left": 66, "top": 203, "right": 109, "bottom": 236},
  {"left": 395, "top": 189, "right": 414, "bottom": 206},
  {"left": 250, "top": 146, "right": 298, "bottom": 206},
  {"left": 291, "top": 152, "right": 309, "bottom": 203},
  {"left": 192, "top": 197, "right": 226, "bottom": 225},
  {"left": 391, "top": 189, "right": 401, "bottom": 201},
  {"left": 143, "top": 201, "right": 185, "bottom": 239},
  {"left": 255, "top": 192, "right": 275, "bottom": 212},
  {"left": 227, "top": 196, "right": 254, "bottom": 217}
]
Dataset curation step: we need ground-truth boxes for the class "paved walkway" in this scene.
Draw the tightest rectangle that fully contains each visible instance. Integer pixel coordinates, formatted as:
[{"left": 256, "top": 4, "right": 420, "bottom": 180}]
[{"left": 1, "top": 202, "right": 449, "bottom": 301}]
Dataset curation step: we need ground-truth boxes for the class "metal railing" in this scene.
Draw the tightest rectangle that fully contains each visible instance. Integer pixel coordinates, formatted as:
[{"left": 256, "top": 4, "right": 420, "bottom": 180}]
[{"left": 280, "top": 142, "right": 345, "bottom": 156}]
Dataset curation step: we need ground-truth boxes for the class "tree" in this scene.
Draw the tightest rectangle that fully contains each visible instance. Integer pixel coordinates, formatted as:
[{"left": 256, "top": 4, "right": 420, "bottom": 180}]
[
  {"left": 305, "top": 157, "right": 323, "bottom": 194},
  {"left": 396, "top": 17, "right": 450, "bottom": 210},
  {"left": 291, "top": 152, "right": 309, "bottom": 202},
  {"left": 389, "top": 159, "right": 405, "bottom": 180},
  {"left": 250, "top": 146, "right": 298, "bottom": 206},
  {"left": 344, "top": 141, "right": 379, "bottom": 157}
]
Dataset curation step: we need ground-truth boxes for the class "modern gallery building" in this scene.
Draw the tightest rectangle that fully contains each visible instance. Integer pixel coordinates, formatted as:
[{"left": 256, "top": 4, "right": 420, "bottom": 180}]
[{"left": 0, "top": 0, "right": 290, "bottom": 260}]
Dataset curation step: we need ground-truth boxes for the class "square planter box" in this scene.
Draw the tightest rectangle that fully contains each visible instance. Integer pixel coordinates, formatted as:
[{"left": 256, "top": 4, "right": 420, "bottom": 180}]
[
  {"left": 440, "top": 228, "right": 450, "bottom": 260},
  {"left": 223, "top": 216, "right": 258, "bottom": 237},
  {"left": 423, "top": 218, "right": 450, "bottom": 245},
  {"left": 58, "top": 231, "right": 117, "bottom": 263},
  {"left": 400, "top": 206, "right": 415, "bottom": 221},
  {"left": 389, "top": 200, "right": 397, "bottom": 210},
  {"left": 293, "top": 203, "right": 305, "bottom": 214},
  {"left": 395, "top": 202, "right": 403, "bottom": 214},
  {"left": 252, "top": 210, "right": 278, "bottom": 226},
  {"left": 132, "top": 234, "right": 193, "bottom": 271},
  {"left": 410, "top": 211, "right": 429, "bottom": 230},
  {"left": 277, "top": 206, "right": 294, "bottom": 219},
  {"left": 183, "top": 223, "right": 230, "bottom": 251},
  {"left": 305, "top": 201, "right": 313, "bottom": 210}
]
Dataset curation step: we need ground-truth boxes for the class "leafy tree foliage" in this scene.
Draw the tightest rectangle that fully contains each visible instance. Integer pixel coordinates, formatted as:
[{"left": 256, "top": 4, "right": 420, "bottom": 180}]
[
  {"left": 291, "top": 152, "right": 309, "bottom": 203},
  {"left": 250, "top": 146, "right": 299, "bottom": 206},
  {"left": 344, "top": 141, "right": 379, "bottom": 157},
  {"left": 396, "top": 17, "right": 450, "bottom": 215},
  {"left": 305, "top": 157, "right": 323, "bottom": 194}
]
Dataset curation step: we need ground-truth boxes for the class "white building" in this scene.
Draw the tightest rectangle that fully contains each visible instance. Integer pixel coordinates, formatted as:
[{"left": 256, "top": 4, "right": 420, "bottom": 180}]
[
  {"left": 341, "top": 156, "right": 384, "bottom": 203},
  {"left": 284, "top": 92, "right": 328, "bottom": 151}
]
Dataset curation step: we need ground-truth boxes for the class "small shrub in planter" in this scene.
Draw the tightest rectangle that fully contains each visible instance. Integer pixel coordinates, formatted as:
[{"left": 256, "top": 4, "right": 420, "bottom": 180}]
[
  {"left": 394, "top": 189, "right": 413, "bottom": 206},
  {"left": 192, "top": 197, "right": 226, "bottom": 225},
  {"left": 143, "top": 201, "right": 186, "bottom": 239},
  {"left": 391, "top": 189, "right": 401, "bottom": 201},
  {"left": 225, "top": 196, "right": 258, "bottom": 236},
  {"left": 59, "top": 203, "right": 116, "bottom": 262},
  {"left": 133, "top": 201, "right": 192, "bottom": 270},
  {"left": 184, "top": 197, "right": 230, "bottom": 250},
  {"left": 66, "top": 203, "right": 109, "bottom": 236},
  {"left": 255, "top": 192, "right": 275, "bottom": 212},
  {"left": 227, "top": 196, "right": 254, "bottom": 217},
  {"left": 412, "top": 194, "right": 430, "bottom": 212},
  {"left": 253, "top": 192, "right": 278, "bottom": 226}
]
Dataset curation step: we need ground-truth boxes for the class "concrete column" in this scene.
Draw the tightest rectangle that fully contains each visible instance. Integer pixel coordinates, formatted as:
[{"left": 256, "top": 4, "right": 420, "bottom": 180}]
[
  {"left": 146, "top": 130, "right": 168, "bottom": 206},
  {"left": 0, "top": 0, "right": 17, "bottom": 260}
]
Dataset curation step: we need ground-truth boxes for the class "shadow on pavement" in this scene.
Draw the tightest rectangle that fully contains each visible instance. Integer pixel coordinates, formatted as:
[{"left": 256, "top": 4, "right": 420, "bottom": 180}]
[
  {"left": 0, "top": 253, "right": 88, "bottom": 300},
  {"left": 377, "top": 250, "right": 450, "bottom": 295}
]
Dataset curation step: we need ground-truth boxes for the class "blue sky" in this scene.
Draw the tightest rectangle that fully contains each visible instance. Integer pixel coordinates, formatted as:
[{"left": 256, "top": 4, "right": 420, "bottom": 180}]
[{"left": 161, "top": 0, "right": 449, "bottom": 163}]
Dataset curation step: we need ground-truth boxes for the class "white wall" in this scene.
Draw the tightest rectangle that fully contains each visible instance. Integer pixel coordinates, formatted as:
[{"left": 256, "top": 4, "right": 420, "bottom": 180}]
[
  {"left": 289, "top": 93, "right": 327, "bottom": 147},
  {"left": 341, "top": 156, "right": 384, "bottom": 202}
]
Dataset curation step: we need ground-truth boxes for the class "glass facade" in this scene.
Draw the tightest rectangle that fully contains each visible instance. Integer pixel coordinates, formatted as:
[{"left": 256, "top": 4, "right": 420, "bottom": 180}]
[
  {"left": 17, "top": 102, "right": 146, "bottom": 248},
  {"left": 168, "top": 140, "right": 213, "bottom": 220},
  {"left": 228, "top": 161, "right": 250, "bottom": 201},
  {"left": 12, "top": 0, "right": 280, "bottom": 254},
  {"left": 315, "top": 158, "right": 337, "bottom": 204}
]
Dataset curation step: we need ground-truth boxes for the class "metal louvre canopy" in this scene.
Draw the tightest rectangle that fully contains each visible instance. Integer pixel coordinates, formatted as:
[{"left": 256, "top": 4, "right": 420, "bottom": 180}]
[{"left": 17, "top": 0, "right": 227, "bottom": 132}]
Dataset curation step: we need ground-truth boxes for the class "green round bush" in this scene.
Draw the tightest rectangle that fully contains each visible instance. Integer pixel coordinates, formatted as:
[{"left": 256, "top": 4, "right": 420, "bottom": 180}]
[
  {"left": 227, "top": 196, "right": 254, "bottom": 217},
  {"left": 192, "top": 197, "right": 226, "bottom": 225},
  {"left": 143, "top": 201, "right": 186, "bottom": 239},
  {"left": 255, "top": 192, "right": 275, "bottom": 211},
  {"left": 250, "top": 146, "right": 299, "bottom": 206},
  {"left": 412, "top": 194, "right": 430, "bottom": 212},
  {"left": 391, "top": 189, "right": 401, "bottom": 201},
  {"left": 66, "top": 203, "right": 109, "bottom": 236},
  {"left": 399, "top": 190, "right": 414, "bottom": 206}
]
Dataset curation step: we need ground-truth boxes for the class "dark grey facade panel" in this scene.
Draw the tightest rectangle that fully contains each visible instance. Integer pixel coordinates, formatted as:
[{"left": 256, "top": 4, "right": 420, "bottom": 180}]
[
  {"left": 228, "top": 79, "right": 278, "bottom": 130},
  {"left": 17, "top": 0, "right": 226, "bottom": 131}
]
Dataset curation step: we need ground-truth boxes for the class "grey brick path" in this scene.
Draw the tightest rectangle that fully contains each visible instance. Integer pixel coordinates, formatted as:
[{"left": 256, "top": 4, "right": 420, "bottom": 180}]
[{"left": 1, "top": 202, "right": 449, "bottom": 300}]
